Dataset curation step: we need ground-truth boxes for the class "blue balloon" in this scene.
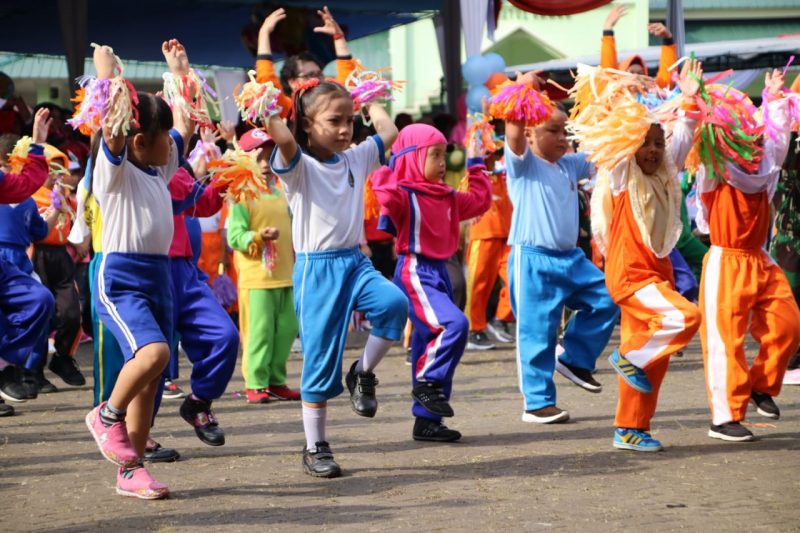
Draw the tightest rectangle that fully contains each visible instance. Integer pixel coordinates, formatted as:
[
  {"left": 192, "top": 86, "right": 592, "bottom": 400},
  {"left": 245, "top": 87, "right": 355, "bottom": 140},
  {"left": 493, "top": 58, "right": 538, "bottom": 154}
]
[
  {"left": 462, "top": 55, "right": 493, "bottom": 86},
  {"left": 484, "top": 52, "right": 506, "bottom": 74},
  {"left": 466, "top": 85, "right": 491, "bottom": 113}
]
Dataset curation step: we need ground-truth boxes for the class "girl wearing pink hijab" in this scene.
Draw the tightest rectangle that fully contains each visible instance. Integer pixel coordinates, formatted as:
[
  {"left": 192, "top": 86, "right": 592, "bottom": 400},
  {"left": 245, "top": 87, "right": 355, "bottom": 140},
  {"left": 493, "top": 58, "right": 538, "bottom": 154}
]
[{"left": 371, "top": 124, "right": 491, "bottom": 441}]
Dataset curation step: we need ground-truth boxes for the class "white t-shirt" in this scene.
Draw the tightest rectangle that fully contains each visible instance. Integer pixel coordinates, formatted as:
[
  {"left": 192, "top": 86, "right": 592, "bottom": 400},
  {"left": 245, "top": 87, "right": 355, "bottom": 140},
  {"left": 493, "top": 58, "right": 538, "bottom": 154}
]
[
  {"left": 93, "top": 136, "right": 180, "bottom": 255},
  {"left": 271, "top": 135, "right": 384, "bottom": 252}
]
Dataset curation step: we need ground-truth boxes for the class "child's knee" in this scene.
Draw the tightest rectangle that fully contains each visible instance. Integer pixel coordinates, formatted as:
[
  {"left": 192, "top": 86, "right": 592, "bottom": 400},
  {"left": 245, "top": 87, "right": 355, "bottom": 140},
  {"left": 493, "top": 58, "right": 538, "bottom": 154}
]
[
  {"left": 383, "top": 287, "right": 410, "bottom": 322},
  {"left": 683, "top": 305, "right": 702, "bottom": 335},
  {"left": 221, "top": 321, "right": 240, "bottom": 354},
  {"left": 137, "top": 343, "right": 171, "bottom": 370}
]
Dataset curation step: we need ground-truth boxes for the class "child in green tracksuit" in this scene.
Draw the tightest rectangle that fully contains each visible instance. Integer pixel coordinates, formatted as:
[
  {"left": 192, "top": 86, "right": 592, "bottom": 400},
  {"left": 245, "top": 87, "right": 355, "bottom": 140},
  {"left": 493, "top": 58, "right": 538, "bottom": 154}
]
[{"left": 227, "top": 129, "right": 299, "bottom": 404}]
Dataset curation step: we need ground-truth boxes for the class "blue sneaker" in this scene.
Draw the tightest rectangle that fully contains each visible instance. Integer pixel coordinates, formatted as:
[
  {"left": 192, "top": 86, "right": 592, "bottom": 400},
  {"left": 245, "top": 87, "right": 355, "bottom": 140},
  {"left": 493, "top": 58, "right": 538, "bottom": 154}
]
[
  {"left": 608, "top": 350, "right": 652, "bottom": 394},
  {"left": 613, "top": 428, "right": 663, "bottom": 452}
]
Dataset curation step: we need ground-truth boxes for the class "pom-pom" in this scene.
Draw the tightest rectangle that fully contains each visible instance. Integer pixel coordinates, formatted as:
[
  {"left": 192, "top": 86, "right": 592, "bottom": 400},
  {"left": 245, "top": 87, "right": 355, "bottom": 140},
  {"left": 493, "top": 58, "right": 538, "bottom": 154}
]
[
  {"left": 465, "top": 113, "right": 497, "bottom": 154},
  {"left": 691, "top": 83, "right": 763, "bottom": 181},
  {"left": 67, "top": 75, "right": 138, "bottom": 137},
  {"left": 48, "top": 178, "right": 76, "bottom": 231},
  {"left": 364, "top": 176, "right": 381, "bottom": 220},
  {"left": 206, "top": 147, "right": 271, "bottom": 203},
  {"left": 344, "top": 67, "right": 404, "bottom": 111},
  {"left": 488, "top": 81, "right": 554, "bottom": 125},
  {"left": 162, "top": 69, "right": 219, "bottom": 128},
  {"left": 9, "top": 137, "right": 71, "bottom": 178},
  {"left": 261, "top": 240, "right": 277, "bottom": 275},
  {"left": 211, "top": 270, "right": 237, "bottom": 308},
  {"left": 233, "top": 70, "right": 282, "bottom": 125}
]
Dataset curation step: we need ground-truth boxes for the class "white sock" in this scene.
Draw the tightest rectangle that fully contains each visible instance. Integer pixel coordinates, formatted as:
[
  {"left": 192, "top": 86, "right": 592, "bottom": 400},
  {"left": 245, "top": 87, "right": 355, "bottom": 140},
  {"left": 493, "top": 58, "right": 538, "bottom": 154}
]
[
  {"left": 355, "top": 335, "right": 393, "bottom": 373},
  {"left": 302, "top": 405, "right": 326, "bottom": 449}
]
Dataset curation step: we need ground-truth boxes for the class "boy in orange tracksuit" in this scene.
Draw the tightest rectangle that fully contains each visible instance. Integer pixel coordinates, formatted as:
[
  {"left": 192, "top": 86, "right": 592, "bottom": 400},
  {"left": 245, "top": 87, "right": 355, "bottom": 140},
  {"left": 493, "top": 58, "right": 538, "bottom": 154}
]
[
  {"left": 697, "top": 70, "right": 800, "bottom": 442},
  {"left": 600, "top": 4, "right": 677, "bottom": 89},
  {"left": 255, "top": 6, "right": 358, "bottom": 119},
  {"left": 465, "top": 147, "right": 514, "bottom": 349},
  {"left": 589, "top": 60, "right": 703, "bottom": 452}
]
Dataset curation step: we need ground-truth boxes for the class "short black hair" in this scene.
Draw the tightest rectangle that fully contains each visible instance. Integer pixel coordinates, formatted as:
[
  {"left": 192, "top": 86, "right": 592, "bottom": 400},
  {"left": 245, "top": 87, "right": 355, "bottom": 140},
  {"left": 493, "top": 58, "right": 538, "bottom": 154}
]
[{"left": 280, "top": 52, "right": 323, "bottom": 96}]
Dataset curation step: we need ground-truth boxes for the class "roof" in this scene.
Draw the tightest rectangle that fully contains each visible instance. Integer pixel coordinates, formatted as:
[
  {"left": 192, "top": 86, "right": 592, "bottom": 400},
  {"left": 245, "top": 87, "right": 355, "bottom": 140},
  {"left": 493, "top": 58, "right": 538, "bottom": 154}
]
[
  {"left": 650, "top": 0, "right": 800, "bottom": 9},
  {"left": 508, "top": 35, "right": 800, "bottom": 81},
  {"left": 0, "top": 52, "right": 238, "bottom": 81}
]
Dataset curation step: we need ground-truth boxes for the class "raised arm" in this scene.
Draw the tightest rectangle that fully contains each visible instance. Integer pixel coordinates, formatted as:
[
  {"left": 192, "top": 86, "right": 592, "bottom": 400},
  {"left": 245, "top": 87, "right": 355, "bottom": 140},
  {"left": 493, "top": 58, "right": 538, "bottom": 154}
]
[
  {"left": 162, "top": 39, "right": 196, "bottom": 153},
  {"left": 763, "top": 68, "right": 792, "bottom": 165},
  {"left": 366, "top": 103, "right": 398, "bottom": 151},
  {"left": 668, "top": 59, "right": 702, "bottom": 169},
  {"left": 0, "top": 108, "right": 50, "bottom": 203},
  {"left": 600, "top": 4, "right": 628, "bottom": 69},
  {"left": 505, "top": 70, "right": 542, "bottom": 157},
  {"left": 264, "top": 113, "right": 298, "bottom": 168},
  {"left": 94, "top": 45, "right": 125, "bottom": 157},
  {"left": 255, "top": 8, "right": 294, "bottom": 117},
  {"left": 313, "top": 6, "right": 357, "bottom": 84},
  {"left": 649, "top": 23, "right": 678, "bottom": 88}
]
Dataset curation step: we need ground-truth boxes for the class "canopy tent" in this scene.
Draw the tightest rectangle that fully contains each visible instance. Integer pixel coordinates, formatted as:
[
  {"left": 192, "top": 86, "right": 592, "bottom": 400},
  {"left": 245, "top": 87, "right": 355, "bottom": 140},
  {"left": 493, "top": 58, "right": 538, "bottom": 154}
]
[{"left": 508, "top": 35, "right": 800, "bottom": 87}]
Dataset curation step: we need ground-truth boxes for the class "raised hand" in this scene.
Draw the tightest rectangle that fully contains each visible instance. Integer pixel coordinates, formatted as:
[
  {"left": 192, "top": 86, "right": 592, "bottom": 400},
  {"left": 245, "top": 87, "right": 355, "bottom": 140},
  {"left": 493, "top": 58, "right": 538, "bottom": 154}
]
[
  {"left": 764, "top": 68, "right": 786, "bottom": 98},
  {"left": 313, "top": 6, "right": 343, "bottom": 37},
  {"left": 31, "top": 108, "right": 52, "bottom": 144},
  {"left": 260, "top": 8, "right": 287, "bottom": 36},
  {"left": 515, "top": 69, "right": 544, "bottom": 90},
  {"left": 93, "top": 44, "right": 118, "bottom": 79},
  {"left": 677, "top": 58, "right": 703, "bottom": 98},
  {"left": 216, "top": 120, "right": 236, "bottom": 144},
  {"left": 162, "top": 39, "right": 190, "bottom": 76},
  {"left": 260, "top": 226, "right": 280, "bottom": 241},
  {"left": 604, "top": 4, "right": 629, "bottom": 31},
  {"left": 647, "top": 22, "right": 672, "bottom": 39}
]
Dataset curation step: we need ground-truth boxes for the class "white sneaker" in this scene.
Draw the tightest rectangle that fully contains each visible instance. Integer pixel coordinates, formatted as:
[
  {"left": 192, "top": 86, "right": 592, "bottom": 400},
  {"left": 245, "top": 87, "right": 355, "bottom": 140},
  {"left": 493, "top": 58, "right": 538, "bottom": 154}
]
[
  {"left": 522, "top": 405, "right": 570, "bottom": 424},
  {"left": 485, "top": 320, "right": 513, "bottom": 343}
]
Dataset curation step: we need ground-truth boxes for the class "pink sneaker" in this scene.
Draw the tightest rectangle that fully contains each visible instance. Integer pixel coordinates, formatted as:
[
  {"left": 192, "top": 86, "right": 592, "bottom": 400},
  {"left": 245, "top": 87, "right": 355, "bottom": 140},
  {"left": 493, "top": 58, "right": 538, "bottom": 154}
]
[
  {"left": 116, "top": 466, "right": 170, "bottom": 500},
  {"left": 783, "top": 368, "right": 800, "bottom": 385},
  {"left": 85, "top": 402, "right": 139, "bottom": 467}
]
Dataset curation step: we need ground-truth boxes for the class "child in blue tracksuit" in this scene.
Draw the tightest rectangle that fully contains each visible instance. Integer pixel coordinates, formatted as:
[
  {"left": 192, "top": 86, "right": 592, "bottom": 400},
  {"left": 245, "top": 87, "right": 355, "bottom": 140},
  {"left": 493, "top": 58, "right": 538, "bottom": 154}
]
[
  {"left": 265, "top": 80, "right": 406, "bottom": 478},
  {"left": 0, "top": 113, "right": 56, "bottom": 413},
  {"left": 84, "top": 41, "right": 194, "bottom": 500},
  {"left": 503, "top": 73, "right": 619, "bottom": 424}
]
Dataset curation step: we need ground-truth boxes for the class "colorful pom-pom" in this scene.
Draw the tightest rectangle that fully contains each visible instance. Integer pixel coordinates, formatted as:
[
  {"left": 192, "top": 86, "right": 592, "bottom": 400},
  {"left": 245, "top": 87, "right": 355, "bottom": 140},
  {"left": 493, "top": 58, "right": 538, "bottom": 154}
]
[
  {"left": 233, "top": 70, "right": 282, "bottom": 125},
  {"left": 465, "top": 113, "right": 497, "bottom": 154},
  {"left": 206, "top": 147, "right": 271, "bottom": 203},
  {"left": 67, "top": 75, "right": 138, "bottom": 137},
  {"left": 162, "top": 69, "right": 219, "bottom": 128},
  {"left": 363, "top": 176, "right": 381, "bottom": 220},
  {"left": 344, "top": 67, "right": 404, "bottom": 111},
  {"left": 488, "top": 81, "right": 554, "bottom": 125}
]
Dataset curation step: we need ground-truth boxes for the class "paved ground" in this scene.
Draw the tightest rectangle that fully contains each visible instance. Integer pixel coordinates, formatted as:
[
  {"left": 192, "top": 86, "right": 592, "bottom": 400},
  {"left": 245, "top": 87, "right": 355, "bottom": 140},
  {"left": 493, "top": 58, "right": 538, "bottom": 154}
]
[{"left": 2, "top": 330, "right": 799, "bottom": 532}]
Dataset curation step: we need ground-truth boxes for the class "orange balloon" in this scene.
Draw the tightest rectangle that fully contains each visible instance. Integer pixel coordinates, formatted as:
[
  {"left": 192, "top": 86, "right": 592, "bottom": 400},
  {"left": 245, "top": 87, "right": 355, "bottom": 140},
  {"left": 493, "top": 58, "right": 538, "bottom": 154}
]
[{"left": 485, "top": 72, "right": 509, "bottom": 90}]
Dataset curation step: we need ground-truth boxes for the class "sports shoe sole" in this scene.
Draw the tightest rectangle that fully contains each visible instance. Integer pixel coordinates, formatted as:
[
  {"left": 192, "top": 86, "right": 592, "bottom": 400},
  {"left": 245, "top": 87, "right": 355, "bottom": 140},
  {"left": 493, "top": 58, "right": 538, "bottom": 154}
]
[
  {"left": 162, "top": 391, "right": 185, "bottom": 400},
  {"left": 0, "top": 389, "right": 27, "bottom": 403},
  {"left": 707, "top": 428, "right": 755, "bottom": 442},
  {"left": 302, "top": 464, "right": 342, "bottom": 478},
  {"left": 116, "top": 487, "right": 170, "bottom": 500},
  {"left": 608, "top": 355, "right": 652, "bottom": 394},
  {"left": 521, "top": 410, "right": 570, "bottom": 424},
  {"left": 782, "top": 378, "right": 800, "bottom": 385},
  {"left": 85, "top": 410, "right": 140, "bottom": 467},
  {"left": 555, "top": 361, "right": 602, "bottom": 393},
  {"left": 466, "top": 342, "right": 495, "bottom": 351},
  {"left": 485, "top": 324, "right": 513, "bottom": 344},
  {"left": 613, "top": 441, "right": 662, "bottom": 452}
]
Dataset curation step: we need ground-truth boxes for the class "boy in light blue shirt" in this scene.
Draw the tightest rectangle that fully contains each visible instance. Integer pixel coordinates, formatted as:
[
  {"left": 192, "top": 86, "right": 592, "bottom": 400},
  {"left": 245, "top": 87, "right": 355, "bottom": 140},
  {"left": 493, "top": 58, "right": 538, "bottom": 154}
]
[{"left": 505, "top": 73, "right": 619, "bottom": 424}]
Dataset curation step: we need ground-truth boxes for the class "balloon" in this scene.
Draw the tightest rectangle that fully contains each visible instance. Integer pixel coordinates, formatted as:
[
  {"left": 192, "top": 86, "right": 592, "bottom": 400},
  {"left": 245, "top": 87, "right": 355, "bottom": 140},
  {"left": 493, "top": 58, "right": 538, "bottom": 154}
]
[
  {"left": 466, "top": 85, "right": 491, "bottom": 113},
  {"left": 485, "top": 72, "right": 509, "bottom": 91},
  {"left": 484, "top": 52, "right": 506, "bottom": 74},
  {"left": 462, "top": 55, "right": 493, "bottom": 86}
]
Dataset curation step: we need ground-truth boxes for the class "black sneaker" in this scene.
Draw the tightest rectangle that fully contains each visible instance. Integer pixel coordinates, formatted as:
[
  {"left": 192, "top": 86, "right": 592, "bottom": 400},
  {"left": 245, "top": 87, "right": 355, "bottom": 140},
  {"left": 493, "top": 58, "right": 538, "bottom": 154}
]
[
  {"left": 555, "top": 359, "right": 602, "bottom": 393},
  {"left": 180, "top": 396, "right": 225, "bottom": 446},
  {"left": 302, "top": 441, "right": 341, "bottom": 478},
  {"left": 344, "top": 361, "right": 378, "bottom": 418},
  {"left": 750, "top": 391, "right": 780, "bottom": 419},
  {"left": 144, "top": 438, "right": 181, "bottom": 463},
  {"left": 0, "top": 399, "right": 13, "bottom": 417},
  {"left": 35, "top": 371, "right": 58, "bottom": 394},
  {"left": 405, "top": 351, "right": 412, "bottom": 366},
  {"left": 20, "top": 369, "right": 39, "bottom": 400},
  {"left": 411, "top": 382, "right": 454, "bottom": 417},
  {"left": 412, "top": 417, "right": 462, "bottom": 442},
  {"left": 0, "top": 366, "right": 28, "bottom": 403},
  {"left": 466, "top": 331, "right": 495, "bottom": 351},
  {"left": 48, "top": 355, "right": 86, "bottom": 386},
  {"left": 708, "top": 422, "right": 755, "bottom": 442}
]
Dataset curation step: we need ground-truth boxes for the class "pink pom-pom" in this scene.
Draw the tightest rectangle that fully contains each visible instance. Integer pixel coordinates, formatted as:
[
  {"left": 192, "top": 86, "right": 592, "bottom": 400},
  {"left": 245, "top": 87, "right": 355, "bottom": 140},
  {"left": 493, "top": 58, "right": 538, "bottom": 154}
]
[{"left": 488, "top": 82, "right": 554, "bottom": 125}]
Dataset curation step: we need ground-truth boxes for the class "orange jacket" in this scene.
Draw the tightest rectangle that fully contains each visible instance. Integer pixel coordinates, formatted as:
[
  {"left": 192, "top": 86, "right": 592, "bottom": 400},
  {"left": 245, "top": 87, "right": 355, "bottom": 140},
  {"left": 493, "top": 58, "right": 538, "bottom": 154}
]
[
  {"left": 600, "top": 32, "right": 677, "bottom": 89},
  {"left": 701, "top": 183, "right": 770, "bottom": 251},
  {"left": 255, "top": 57, "right": 359, "bottom": 119},
  {"left": 468, "top": 172, "right": 512, "bottom": 241},
  {"left": 604, "top": 189, "right": 674, "bottom": 303}
]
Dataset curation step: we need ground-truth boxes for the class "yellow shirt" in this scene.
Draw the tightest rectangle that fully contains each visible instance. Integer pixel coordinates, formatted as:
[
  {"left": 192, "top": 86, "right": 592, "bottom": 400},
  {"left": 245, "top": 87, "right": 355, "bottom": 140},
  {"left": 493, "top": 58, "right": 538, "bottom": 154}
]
[{"left": 227, "top": 190, "right": 293, "bottom": 289}]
